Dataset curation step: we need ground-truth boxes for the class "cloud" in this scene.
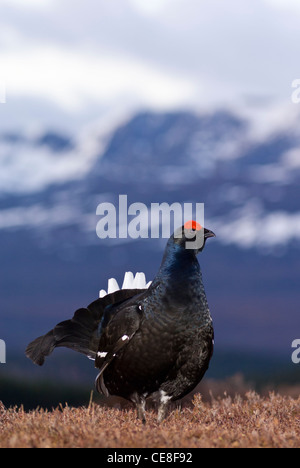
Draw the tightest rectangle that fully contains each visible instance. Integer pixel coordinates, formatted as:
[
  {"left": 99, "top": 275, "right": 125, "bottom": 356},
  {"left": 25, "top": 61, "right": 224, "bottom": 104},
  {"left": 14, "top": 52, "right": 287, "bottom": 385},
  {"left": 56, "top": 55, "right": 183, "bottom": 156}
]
[
  {"left": 0, "top": 204, "right": 78, "bottom": 230},
  {"left": 0, "top": 43, "right": 196, "bottom": 113},
  {"left": 264, "top": 0, "right": 300, "bottom": 11},
  {"left": 211, "top": 205, "right": 300, "bottom": 249},
  {"left": 128, "top": 0, "right": 177, "bottom": 16},
  {"left": 1, "top": 0, "right": 300, "bottom": 129},
  {"left": 1, "top": 0, "right": 52, "bottom": 9}
]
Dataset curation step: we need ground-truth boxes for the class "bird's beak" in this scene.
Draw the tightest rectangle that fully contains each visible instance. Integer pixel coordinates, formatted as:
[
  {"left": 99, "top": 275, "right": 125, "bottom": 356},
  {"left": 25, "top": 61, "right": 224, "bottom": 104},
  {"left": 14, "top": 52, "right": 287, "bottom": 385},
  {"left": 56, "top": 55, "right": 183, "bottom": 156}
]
[{"left": 204, "top": 228, "right": 216, "bottom": 239}]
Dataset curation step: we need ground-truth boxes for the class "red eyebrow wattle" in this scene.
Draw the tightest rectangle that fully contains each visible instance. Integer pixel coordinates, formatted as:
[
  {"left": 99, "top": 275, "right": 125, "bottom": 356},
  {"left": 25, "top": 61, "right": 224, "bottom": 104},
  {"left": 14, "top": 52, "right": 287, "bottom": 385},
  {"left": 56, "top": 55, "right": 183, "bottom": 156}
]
[{"left": 184, "top": 220, "right": 202, "bottom": 231}]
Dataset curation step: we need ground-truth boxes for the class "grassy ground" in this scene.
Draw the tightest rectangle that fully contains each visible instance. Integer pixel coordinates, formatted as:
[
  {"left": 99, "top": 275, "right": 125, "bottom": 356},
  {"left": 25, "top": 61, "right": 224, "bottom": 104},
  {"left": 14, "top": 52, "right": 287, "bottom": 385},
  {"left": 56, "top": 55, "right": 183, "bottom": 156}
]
[{"left": 0, "top": 392, "right": 299, "bottom": 448}]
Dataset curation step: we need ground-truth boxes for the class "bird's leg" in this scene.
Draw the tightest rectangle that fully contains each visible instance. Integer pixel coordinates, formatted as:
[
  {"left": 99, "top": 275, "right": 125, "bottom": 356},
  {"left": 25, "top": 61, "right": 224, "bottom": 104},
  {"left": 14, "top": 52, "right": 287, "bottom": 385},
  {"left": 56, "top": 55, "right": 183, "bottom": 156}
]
[
  {"left": 157, "top": 391, "right": 171, "bottom": 423},
  {"left": 157, "top": 403, "right": 168, "bottom": 423},
  {"left": 132, "top": 393, "right": 146, "bottom": 424},
  {"left": 136, "top": 400, "right": 146, "bottom": 424}
]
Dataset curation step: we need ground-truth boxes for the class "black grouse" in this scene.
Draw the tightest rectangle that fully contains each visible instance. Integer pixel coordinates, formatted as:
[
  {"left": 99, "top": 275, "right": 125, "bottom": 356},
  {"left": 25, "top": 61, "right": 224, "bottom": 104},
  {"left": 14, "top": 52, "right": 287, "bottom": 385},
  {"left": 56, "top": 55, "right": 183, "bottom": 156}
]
[{"left": 26, "top": 221, "right": 215, "bottom": 423}]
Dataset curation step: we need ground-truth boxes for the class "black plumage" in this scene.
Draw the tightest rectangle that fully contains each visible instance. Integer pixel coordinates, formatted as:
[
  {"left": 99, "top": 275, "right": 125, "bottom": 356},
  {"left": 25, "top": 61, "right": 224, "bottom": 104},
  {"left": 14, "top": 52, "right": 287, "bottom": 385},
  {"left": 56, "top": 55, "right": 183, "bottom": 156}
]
[{"left": 26, "top": 222, "right": 215, "bottom": 422}]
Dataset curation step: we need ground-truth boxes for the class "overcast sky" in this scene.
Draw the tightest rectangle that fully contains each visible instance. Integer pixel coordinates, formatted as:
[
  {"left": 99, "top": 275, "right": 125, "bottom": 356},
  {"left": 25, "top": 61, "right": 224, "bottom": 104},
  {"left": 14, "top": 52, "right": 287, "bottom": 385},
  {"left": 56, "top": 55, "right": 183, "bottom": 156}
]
[{"left": 1, "top": 0, "right": 300, "bottom": 132}]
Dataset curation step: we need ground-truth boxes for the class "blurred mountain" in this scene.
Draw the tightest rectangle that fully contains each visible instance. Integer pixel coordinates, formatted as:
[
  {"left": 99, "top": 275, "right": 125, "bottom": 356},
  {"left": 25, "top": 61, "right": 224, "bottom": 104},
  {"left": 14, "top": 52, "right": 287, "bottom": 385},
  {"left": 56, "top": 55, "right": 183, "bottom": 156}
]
[{"left": 0, "top": 109, "right": 299, "bottom": 366}]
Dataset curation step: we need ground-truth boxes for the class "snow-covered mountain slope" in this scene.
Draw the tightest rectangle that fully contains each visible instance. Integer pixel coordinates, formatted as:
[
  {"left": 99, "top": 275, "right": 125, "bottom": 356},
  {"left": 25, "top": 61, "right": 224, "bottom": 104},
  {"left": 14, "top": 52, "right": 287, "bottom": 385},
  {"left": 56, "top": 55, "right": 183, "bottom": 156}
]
[
  {"left": 1, "top": 109, "right": 299, "bottom": 354},
  {"left": 0, "top": 110, "right": 299, "bottom": 250}
]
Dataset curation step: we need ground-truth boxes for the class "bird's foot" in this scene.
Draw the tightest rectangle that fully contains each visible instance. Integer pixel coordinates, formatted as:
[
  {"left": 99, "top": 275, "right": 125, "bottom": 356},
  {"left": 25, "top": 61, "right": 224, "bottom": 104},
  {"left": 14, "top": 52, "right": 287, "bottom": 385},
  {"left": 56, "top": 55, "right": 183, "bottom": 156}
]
[{"left": 132, "top": 393, "right": 147, "bottom": 424}]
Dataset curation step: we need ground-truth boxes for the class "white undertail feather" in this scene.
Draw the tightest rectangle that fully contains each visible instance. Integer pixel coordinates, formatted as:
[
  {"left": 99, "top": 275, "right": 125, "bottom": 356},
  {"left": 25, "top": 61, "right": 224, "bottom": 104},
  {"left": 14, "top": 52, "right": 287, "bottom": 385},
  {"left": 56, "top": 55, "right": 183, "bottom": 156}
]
[
  {"left": 107, "top": 278, "right": 119, "bottom": 294},
  {"left": 160, "top": 390, "right": 171, "bottom": 404},
  {"left": 122, "top": 271, "right": 134, "bottom": 289},
  {"left": 99, "top": 271, "right": 152, "bottom": 298}
]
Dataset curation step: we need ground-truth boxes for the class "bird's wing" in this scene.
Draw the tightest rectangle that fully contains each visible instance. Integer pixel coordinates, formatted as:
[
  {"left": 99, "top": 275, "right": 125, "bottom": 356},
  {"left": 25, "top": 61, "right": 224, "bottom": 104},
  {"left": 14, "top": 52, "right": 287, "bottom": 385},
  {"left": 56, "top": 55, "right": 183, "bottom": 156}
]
[
  {"left": 26, "top": 289, "right": 146, "bottom": 366},
  {"left": 95, "top": 302, "right": 143, "bottom": 395}
]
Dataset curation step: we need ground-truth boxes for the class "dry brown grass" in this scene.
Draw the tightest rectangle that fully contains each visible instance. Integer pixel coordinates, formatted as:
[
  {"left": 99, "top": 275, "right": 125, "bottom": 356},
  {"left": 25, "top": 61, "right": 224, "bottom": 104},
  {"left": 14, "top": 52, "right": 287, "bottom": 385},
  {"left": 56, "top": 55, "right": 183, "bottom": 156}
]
[{"left": 0, "top": 392, "right": 299, "bottom": 448}]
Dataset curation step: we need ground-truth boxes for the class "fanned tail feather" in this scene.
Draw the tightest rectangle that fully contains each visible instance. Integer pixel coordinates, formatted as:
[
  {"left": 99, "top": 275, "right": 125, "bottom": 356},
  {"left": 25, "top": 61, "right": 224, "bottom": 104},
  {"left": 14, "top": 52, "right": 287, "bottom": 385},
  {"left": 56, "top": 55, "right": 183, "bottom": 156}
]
[
  {"left": 26, "top": 271, "right": 152, "bottom": 366},
  {"left": 100, "top": 271, "right": 152, "bottom": 298}
]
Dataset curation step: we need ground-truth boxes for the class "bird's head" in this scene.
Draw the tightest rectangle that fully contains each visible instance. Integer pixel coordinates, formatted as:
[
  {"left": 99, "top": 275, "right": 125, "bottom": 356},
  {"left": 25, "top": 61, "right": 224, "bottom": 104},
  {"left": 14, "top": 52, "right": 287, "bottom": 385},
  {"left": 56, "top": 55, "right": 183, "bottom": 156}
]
[{"left": 172, "top": 220, "right": 216, "bottom": 254}]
